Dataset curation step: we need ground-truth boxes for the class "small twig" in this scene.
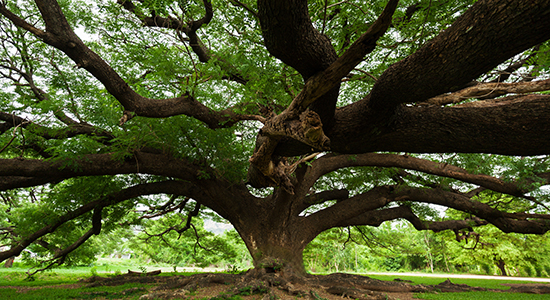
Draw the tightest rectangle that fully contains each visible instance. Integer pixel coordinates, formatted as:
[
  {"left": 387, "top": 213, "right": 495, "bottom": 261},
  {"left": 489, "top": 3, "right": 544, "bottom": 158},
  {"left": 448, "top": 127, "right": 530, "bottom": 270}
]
[
  {"left": 0, "top": 121, "right": 26, "bottom": 154},
  {"left": 321, "top": 0, "right": 328, "bottom": 34},
  {"left": 229, "top": 0, "right": 258, "bottom": 18}
]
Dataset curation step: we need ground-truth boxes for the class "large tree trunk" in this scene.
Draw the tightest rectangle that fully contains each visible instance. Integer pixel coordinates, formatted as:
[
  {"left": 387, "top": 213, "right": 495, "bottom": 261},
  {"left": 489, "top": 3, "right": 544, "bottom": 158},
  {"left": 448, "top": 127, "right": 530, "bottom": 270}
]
[
  {"left": 237, "top": 224, "right": 309, "bottom": 277},
  {"left": 223, "top": 189, "right": 318, "bottom": 278}
]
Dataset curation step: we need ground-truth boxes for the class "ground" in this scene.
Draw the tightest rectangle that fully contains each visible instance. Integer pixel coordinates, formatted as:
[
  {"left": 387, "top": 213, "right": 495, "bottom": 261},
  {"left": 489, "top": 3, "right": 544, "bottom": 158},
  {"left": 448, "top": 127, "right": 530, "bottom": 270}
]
[{"left": 4, "top": 271, "right": 550, "bottom": 299}]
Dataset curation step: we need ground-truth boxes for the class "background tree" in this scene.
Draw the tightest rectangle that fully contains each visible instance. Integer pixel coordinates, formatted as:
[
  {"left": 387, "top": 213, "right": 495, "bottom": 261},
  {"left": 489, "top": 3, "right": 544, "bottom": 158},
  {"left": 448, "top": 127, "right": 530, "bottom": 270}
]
[
  {"left": 1, "top": 0, "right": 550, "bottom": 295},
  {"left": 126, "top": 214, "right": 249, "bottom": 269}
]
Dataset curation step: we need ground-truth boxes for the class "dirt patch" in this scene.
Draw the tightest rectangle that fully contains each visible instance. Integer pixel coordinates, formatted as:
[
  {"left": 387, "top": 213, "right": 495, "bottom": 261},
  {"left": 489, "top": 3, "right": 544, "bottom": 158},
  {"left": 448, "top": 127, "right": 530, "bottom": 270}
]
[
  {"left": 0, "top": 283, "right": 81, "bottom": 293},
  {"left": 500, "top": 283, "right": 550, "bottom": 294}
]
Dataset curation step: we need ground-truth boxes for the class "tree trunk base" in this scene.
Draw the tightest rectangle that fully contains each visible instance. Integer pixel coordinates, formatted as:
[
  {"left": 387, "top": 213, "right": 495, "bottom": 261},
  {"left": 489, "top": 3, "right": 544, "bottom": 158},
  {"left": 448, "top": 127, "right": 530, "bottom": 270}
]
[{"left": 82, "top": 271, "right": 550, "bottom": 300}]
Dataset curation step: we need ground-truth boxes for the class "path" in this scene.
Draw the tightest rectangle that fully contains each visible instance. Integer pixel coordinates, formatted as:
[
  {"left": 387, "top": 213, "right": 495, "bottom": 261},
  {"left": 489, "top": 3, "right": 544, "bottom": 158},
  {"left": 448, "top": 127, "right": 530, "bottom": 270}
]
[{"left": 364, "top": 271, "right": 550, "bottom": 283}]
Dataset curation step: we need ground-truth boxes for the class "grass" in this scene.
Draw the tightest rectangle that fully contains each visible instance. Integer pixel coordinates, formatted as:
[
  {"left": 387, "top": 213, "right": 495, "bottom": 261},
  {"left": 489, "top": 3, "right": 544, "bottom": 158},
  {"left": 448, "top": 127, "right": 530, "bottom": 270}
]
[
  {"left": 417, "top": 291, "right": 550, "bottom": 300},
  {"left": 0, "top": 282, "right": 150, "bottom": 300}
]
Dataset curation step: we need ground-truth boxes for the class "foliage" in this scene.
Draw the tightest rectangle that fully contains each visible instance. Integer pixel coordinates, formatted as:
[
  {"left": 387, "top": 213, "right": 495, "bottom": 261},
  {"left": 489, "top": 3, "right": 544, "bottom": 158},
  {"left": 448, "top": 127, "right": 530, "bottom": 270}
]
[
  {"left": 304, "top": 222, "right": 451, "bottom": 274},
  {"left": 125, "top": 215, "right": 250, "bottom": 268}
]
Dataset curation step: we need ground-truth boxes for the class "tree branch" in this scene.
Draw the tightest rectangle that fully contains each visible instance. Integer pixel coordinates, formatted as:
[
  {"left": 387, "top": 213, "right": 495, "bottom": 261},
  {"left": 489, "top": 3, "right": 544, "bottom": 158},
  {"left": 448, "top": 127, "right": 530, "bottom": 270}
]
[
  {"left": 0, "top": 176, "right": 64, "bottom": 191},
  {"left": 230, "top": 0, "right": 258, "bottom": 18},
  {"left": 336, "top": 206, "right": 489, "bottom": 232},
  {"left": 419, "top": 78, "right": 550, "bottom": 107},
  {"left": 305, "top": 186, "right": 393, "bottom": 233},
  {"left": 27, "top": 228, "right": 96, "bottom": 276},
  {"left": 397, "top": 186, "right": 550, "bottom": 234},
  {"left": 368, "top": 0, "right": 550, "bottom": 112},
  {"left": 0, "top": 152, "right": 203, "bottom": 182},
  {"left": 118, "top": 0, "right": 249, "bottom": 85},
  {"left": 248, "top": 1, "right": 398, "bottom": 191},
  {"left": 296, "top": 188, "right": 349, "bottom": 214},
  {"left": 3, "top": 0, "right": 260, "bottom": 128},
  {"left": 0, "top": 112, "right": 114, "bottom": 141},
  {"left": 0, "top": 180, "right": 194, "bottom": 263},
  {"left": 282, "top": 0, "right": 398, "bottom": 113},
  {"left": 0, "top": 3, "right": 47, "bottom": 38},
  {"left": 319, "top": 94, "right": 550, "bottom": 157},
  {"left": 308, "top": 153, "right": 545, "bottom": 199}
]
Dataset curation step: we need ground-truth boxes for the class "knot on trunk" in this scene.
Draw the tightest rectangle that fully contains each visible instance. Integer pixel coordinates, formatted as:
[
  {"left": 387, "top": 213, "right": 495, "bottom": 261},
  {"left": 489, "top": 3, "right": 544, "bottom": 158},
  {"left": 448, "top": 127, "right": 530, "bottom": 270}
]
[{"left": 300, "top": 110, "right": 330, "bottom": 148}]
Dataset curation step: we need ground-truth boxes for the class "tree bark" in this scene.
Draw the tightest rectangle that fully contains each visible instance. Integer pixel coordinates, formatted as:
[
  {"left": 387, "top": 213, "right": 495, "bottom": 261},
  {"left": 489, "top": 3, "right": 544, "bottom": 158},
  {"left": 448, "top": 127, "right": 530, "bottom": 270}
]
[
  {"left": 368, "top": 0, "right": 550, "bottom": 112},
  {"left": 496, "top": 259, "right": 508, "bottom": 276},
  {"left": 3, "top": 257, "right": 14, "bottom": 268},
  {"left": 274, "top": 95, "right": 550, "bottom": 156}
]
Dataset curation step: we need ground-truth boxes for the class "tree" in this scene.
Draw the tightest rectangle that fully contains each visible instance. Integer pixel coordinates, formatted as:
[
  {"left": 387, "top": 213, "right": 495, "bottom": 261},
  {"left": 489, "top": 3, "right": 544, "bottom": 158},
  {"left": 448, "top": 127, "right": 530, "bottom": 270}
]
[{"left": 1, "top": 0, "right": 550, "bottom": 296}]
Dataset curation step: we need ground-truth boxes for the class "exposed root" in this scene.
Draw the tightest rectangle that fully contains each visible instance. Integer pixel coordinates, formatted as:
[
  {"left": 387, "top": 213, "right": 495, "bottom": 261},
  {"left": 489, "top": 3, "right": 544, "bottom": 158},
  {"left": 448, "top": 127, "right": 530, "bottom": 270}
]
[{"left": 81, "top": 271, "right": 550, "bottom": 300}]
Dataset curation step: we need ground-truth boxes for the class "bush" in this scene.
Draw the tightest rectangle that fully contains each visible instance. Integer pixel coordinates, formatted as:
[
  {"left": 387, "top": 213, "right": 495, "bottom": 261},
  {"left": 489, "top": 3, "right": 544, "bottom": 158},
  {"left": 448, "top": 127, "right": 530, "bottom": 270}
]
[{"left": 382, "top": 257, "right": 402, "bottom": 271}]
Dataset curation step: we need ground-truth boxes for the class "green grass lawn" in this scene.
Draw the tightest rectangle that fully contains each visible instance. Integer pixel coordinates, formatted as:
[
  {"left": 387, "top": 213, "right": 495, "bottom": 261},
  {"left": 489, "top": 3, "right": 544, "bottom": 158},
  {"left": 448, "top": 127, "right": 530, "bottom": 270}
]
[
  {"left": 368, "top": 274, "right": 550, "bottom": 300},
  {"left": 417, "top": 292, "right": 550, "bottom": 300},
  {"left": 0, "top": 282, "right": 149, "bottom": 300}
]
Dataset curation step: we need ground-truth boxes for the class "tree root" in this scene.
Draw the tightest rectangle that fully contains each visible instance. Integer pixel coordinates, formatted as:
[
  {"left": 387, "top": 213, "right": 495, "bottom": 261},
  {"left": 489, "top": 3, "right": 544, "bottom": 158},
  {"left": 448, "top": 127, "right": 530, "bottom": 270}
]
[{"left": 81, "top": 271, "right": 550, "bottom": 299}]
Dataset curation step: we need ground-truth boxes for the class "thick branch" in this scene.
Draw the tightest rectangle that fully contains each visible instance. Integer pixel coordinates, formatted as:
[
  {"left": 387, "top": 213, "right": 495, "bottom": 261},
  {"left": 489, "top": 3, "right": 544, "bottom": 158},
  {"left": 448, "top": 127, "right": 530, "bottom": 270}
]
[
  {"left": 0, "top": 152, "right": 203, "bottom": 182},
  {"left": 283, "top": 0, "right": 398, "bottom": 113},
  {"left": 398, "top": 187, "right": 550, "bottom": 234},
  {"left": 0, "top": 176, "right": 63, "bottom": 191},
  {"left": 304, "top": 186, "right": 393, "bottom": 233},
  {"left": 254, "top": 0, "right": 398, "bottom": 168},
  {"left": 368, "top": 0, "right": 550, "bottom": 112},
  {"left": 307, "top": 152, "right": 544, "bottom": 199},
  {"left": 3, "top": 0, "right": 259, "bottom": 128},
  {"left": 336, "top": 206, "right": 489, "bottom": 232},
  {"left": 258, "top": 0, "right": 341, "bottom": 128},
  {"left": 419, "top": 78, "right": 550, "bottom": 106},
  {"left": 320, "top": 94, "right": 550, "bottom": 156},
  {"left": 296, "top": 189, "right": 349, "bottom": 214}
]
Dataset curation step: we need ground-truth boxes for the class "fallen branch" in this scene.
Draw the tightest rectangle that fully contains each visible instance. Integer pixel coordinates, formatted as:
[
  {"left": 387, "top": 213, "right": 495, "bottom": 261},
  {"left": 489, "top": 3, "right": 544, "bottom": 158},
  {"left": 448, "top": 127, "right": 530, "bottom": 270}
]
[{"left": 127, "top": 269, "right": 162, "bottom": 276}]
